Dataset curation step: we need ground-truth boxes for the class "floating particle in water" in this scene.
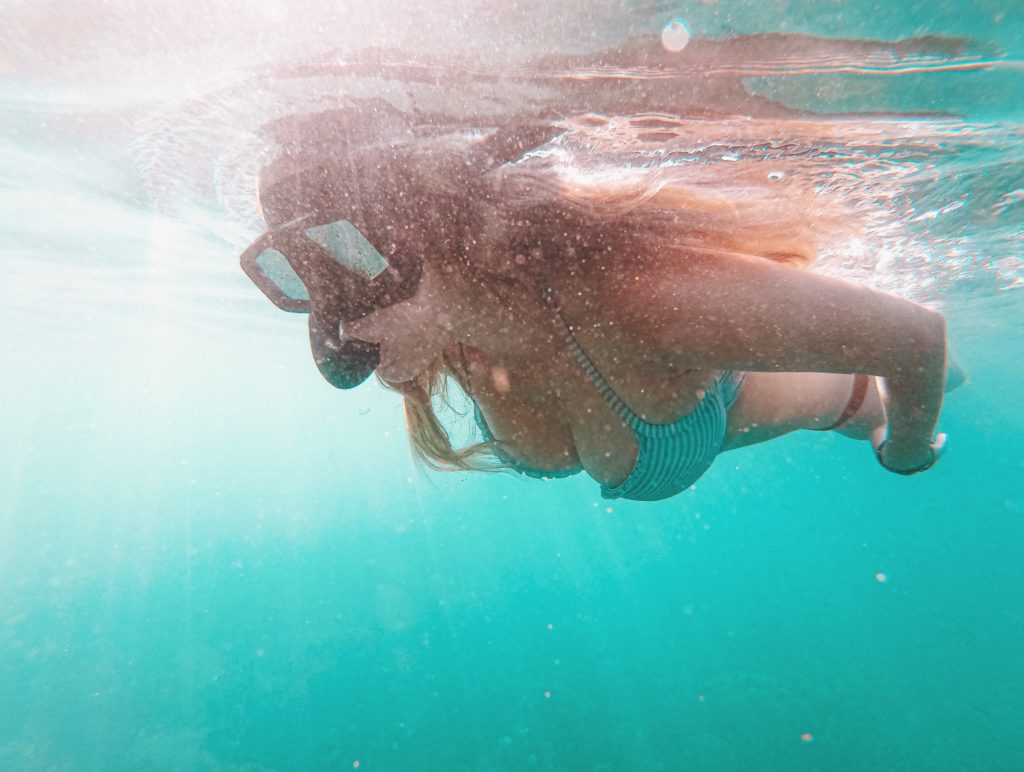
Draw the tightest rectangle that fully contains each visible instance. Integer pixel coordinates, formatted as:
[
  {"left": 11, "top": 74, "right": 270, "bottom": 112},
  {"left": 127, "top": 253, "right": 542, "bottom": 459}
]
[
  {"left": 661, "top": 19, "right": 691, "bottom": 53},
  {"left": 492, "top": 366, "right": 510, "bottom": 394},
  {"left": 800, "top": 732, "right": 813, "bottom": 742},
  {"left": 875, "top": 572, "right": 888, "bottom": 583},
  {"left": 544, "top": 691, "right": 552, "bottom": 699},
  {"left": 353, "top": 762, "right": 360, "bottom": 768},
  {"left": 547, "top": 623, "right": 554, "bottom": 630}
]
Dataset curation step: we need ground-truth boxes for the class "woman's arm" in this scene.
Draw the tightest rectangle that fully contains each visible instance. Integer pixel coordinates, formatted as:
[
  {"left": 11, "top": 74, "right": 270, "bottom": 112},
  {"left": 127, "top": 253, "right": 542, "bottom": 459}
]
[{"left": 624, "top": 252, "right": 947, "bottom": 468}]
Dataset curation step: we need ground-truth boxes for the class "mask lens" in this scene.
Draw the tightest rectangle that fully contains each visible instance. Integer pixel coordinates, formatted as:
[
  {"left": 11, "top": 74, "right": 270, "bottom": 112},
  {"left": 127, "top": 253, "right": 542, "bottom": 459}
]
[
  {"left": 303, "top": 220, "right": 390, "bottom": 280},
  {"left": 255, "top": 247, "right": 310, "bottom": 303},
  {"left": 242, "top": 218, "right": 417, "bottom": 320},
  {"left": 240, "top": 233, "right": 311, "bottom": 313}
]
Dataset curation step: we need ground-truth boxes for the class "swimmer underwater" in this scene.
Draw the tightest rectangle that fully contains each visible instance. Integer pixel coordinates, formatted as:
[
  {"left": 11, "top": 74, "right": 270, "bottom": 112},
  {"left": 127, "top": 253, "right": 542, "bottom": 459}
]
[{"left": 240, "top": 99, "right": 957, "bottom": 503}]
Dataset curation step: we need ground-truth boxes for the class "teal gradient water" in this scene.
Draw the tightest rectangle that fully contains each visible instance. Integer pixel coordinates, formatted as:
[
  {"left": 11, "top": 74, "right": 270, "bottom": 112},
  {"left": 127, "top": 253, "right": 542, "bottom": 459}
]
[{"left": 3, "top": 1, "right": 1023, "bottom": 769}]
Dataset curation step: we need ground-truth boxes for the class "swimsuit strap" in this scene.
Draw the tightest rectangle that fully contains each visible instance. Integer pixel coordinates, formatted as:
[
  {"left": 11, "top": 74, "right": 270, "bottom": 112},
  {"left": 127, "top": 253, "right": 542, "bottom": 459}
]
[
  {"left": 810, "top": 373, "right": 870, "bottom": 431},
  {"left": 540, "top": 286, "right": 645, "bottom": 428},
  {"left": 537, "top": 284, "right": 745, "bottom": 502}
]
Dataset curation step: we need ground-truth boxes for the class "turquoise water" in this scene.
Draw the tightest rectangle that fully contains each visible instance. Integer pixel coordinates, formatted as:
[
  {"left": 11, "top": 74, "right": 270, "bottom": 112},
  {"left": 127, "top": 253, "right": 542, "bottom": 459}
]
[{"left": 3, "top": 2, "right": 1024, "bottom": 770}]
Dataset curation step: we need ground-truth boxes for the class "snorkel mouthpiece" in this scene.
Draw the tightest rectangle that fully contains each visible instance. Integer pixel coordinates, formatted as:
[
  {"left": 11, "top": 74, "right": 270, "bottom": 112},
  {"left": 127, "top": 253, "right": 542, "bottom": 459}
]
[
  {"left": 315, "top": 338, "right": 381, "bottom": 389},
  {"left": 308, "top": 315, "right": 380, "bottom": 389}
]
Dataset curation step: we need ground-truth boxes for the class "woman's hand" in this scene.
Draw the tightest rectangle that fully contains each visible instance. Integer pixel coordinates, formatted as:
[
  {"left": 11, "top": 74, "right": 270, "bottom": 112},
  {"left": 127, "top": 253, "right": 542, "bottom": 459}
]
[{"left": 872, "top": 426, "right": 947, "bottom": 475}]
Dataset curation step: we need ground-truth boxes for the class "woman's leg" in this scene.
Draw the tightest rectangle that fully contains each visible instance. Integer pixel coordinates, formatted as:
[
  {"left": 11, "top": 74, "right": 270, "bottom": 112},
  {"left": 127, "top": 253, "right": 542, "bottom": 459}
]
[
  {"left": 721, "top": 371, "right": 885, "bottom": 450},
  {"left": 722, "top": 356, "right": 965, "bottom": 451}
]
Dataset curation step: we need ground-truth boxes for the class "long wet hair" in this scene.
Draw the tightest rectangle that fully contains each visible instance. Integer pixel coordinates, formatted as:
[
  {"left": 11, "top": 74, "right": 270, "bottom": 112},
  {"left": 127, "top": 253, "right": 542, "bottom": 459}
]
[{"left": 375, "top": 123, "right": 853, "bottom": 473}]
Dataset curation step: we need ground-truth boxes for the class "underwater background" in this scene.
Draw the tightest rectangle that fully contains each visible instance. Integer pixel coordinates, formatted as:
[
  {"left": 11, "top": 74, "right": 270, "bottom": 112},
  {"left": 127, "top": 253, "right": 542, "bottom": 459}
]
[{"left": 2, "top": 1, "right": 1023, "bottom": 769}]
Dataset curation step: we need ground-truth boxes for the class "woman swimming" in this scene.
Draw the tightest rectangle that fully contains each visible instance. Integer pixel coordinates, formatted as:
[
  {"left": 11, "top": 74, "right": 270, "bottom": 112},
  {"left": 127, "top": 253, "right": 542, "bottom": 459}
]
[{"left": 241, "top": 102, "right": 949, "bottom": 502}]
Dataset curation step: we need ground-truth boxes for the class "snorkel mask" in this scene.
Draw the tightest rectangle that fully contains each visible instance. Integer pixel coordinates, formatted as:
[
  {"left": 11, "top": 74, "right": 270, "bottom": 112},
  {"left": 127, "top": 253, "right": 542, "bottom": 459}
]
[
  {"left": 240, "top": 209, "right": 422, "bottom": 388},
  {"left": 240, "top": 102, "right": 426, "bottom": 389},
  {"left": 240, "top": 101, "right": 559, "bottom": 388}
]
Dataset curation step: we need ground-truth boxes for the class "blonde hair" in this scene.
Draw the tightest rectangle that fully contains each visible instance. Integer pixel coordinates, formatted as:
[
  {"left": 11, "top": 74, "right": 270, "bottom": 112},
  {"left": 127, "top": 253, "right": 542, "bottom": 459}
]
[
  {"left": 386, "top": 154, "right": 854, "bottom": 472},
  {"left": 387, "top": 347, "right": 503, "bottom": 473}
]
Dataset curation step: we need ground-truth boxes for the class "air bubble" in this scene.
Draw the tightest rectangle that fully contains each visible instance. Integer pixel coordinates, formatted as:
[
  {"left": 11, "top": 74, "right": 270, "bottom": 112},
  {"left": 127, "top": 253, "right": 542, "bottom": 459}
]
[{"left": 661, "top": 19, "right": 691, "bottom": 53}]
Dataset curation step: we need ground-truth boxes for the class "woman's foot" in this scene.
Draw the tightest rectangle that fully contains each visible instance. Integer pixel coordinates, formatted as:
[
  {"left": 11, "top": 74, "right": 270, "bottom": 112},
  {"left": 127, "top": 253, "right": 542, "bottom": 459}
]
[{"left": 945, "top": 355, "right": 968, "bottom": 393}]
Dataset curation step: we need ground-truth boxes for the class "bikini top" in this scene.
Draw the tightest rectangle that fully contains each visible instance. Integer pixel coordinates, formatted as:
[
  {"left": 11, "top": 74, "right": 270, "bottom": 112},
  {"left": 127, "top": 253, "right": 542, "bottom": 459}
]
[{"left": 472, "top": 289, "right": 745, "bottom": 501}]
